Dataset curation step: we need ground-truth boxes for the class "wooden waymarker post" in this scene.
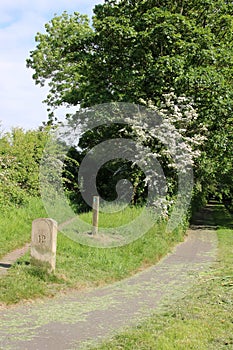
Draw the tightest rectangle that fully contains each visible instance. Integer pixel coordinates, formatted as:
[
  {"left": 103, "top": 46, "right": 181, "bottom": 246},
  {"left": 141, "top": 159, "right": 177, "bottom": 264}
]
[{"left": 92, "top": 196, "right": 99, "bottom": 235}]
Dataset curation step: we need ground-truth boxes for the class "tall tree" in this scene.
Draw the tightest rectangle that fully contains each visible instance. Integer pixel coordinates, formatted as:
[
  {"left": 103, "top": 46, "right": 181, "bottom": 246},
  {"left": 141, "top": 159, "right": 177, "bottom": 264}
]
[{"left": 27, "top": 0, "right": 233, "bottom": 201}]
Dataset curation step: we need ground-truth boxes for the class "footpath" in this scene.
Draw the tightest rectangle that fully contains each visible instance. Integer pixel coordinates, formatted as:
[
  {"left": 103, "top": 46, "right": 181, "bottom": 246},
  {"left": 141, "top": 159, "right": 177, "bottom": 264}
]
[{"left": 0, "top": 205, "right": 218, "bottom": 350}]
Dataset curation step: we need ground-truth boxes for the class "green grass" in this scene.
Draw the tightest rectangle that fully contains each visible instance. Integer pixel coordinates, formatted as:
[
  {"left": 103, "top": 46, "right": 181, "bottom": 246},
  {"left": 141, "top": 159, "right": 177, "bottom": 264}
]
[
  {"left": 0, "top": 197, "right": 46, "bottom": 259},
  {"left": 86, "top": 205, "right": 233, "bottom": 350},
  {"left": 0, "top": 201, "right": 186, "bottom": 305},
  {"left": 80, "top": 204, "right": 144, "bottom": 227},
  {"left": 62, "top": 204, "right": 160, "bottom": 248}
]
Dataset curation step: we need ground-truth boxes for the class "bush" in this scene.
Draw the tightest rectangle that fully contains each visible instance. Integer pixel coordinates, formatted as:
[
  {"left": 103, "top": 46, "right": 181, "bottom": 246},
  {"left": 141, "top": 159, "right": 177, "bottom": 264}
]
[{"left": 0, "top": 127, "right": 48, "bottom": 209}]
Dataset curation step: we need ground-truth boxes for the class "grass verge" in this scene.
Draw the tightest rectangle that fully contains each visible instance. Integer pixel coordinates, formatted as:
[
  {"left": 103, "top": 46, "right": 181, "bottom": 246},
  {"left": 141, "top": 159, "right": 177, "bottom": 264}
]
[
  {"left": 86, "top": 204, "right": 233, "bottom": 350},
  {"left": 0, "top": 197, "right": 46, "bottom": 259},
  {"left": 0, "top": 202, "right": 187, "bottom": 305}
]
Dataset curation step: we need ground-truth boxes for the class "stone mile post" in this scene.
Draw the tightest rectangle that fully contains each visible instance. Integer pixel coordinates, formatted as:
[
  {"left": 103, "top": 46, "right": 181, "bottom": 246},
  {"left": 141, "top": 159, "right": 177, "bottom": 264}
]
[{"left": 31, "top": 218, "right": 58, "bottom": 273}]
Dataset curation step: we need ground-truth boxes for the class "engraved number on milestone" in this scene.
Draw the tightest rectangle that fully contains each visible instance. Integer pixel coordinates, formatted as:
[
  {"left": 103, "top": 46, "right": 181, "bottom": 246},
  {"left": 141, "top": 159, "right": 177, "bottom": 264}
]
[{"left": 38, "top": 234, "right": 46, "bottom": 244}]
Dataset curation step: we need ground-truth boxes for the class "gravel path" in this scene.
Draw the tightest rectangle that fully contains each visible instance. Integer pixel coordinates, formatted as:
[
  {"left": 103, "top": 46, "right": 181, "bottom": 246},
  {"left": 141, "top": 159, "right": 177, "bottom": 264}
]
[{"left": 0, "top": 205, "right": 218, "bottom": 350}]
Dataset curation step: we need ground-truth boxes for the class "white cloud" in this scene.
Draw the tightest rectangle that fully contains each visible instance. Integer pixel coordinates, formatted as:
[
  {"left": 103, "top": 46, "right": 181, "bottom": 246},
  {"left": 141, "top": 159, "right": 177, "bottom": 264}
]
[{"left": 0, "top": 0, "right": 104, "bottom": 131}]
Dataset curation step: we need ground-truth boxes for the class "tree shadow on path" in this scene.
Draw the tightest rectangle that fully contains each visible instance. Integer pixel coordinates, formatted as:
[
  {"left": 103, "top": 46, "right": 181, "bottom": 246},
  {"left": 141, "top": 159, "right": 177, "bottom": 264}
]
[{"left": 190, "top": 201, "right": 233, "bottom": 230}]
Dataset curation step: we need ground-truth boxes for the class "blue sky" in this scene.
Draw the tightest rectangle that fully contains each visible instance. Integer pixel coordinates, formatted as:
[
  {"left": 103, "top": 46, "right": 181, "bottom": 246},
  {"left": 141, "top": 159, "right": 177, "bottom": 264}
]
[{"left": 0, "top": 0, "right": 104, "bottom": 131}]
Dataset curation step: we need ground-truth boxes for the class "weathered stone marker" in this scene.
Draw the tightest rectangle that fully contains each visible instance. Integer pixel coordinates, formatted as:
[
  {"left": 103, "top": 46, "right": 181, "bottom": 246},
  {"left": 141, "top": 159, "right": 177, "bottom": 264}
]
[{"left": 31, "top": 218, "right": 58, "bottom": 272}]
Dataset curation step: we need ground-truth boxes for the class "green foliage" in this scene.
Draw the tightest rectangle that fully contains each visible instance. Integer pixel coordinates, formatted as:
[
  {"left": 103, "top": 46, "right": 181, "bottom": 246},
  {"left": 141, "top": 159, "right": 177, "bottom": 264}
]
[
  {"left": 62, "top": 123, "right": 148, "bottom": 210},
  {"left": 27, "top": 1, "right": 233, "bottom": 110},
  {"left": 26, "top": 11, "right": 93, "bottom": 116},
  {"left": 26, "top": 0, "right": 233, "bottom": 205},
  {"left": 0, "top": 127, "right": 48, "bottom": 209}
]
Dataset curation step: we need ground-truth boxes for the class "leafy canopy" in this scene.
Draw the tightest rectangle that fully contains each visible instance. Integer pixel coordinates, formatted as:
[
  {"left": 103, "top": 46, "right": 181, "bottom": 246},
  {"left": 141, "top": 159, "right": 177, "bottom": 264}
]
[{"left": 27, "top": 0, "right": 233, "bottom": 202}]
